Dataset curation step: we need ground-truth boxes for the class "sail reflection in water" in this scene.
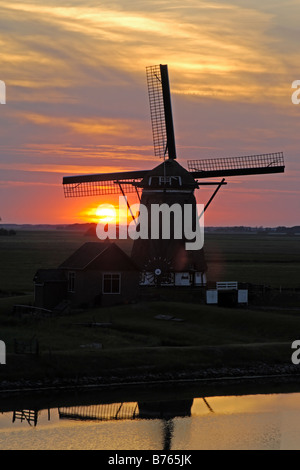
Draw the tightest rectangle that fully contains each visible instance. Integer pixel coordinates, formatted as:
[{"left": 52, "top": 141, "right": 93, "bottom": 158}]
[
  {"left": 58, "top": 400, "right": 195, "bottom": 451},
  {"left": 58, "top": 400, "right": 194, "bottom": 422},
  {"left": 59, "top": 402, "right": 139, "bottom": 422}
]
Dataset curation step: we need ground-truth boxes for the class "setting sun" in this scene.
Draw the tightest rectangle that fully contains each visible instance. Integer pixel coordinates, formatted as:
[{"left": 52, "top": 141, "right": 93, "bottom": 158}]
[
  {"left": 79, "top": 204, "right": 118, "bottom": 224},
  {"left": 95, "top": 206, "right": 116, "bottom": 222},
  {"left": 78, "top": 201, "right": 134, "bottom": 225}
]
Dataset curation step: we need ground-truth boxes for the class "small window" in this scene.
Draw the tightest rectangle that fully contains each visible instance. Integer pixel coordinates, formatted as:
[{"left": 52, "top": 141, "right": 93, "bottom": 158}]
[
  {"left": 103, "top": 273, "right": 121, "bottom": 294},
  {"left": 68, "top": 271, "right": 75, "bottom": 293}
]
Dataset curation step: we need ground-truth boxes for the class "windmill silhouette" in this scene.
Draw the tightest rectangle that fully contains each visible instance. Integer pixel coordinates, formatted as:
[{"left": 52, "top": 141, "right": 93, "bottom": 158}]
[{"left": 63, "top": 64, "right": 285, "bottom": 287}]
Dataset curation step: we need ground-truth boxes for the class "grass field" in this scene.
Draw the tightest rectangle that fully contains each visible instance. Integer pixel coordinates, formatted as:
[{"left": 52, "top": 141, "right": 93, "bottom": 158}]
[
  {"left": 205, "top": 233, "right": 300, "bottom": 288},
  {"left": 0, "top": 230, "right": 87, "bottom": 294},
  {"left": 0, "top": 229, "right": 299, "bottom": 383}
]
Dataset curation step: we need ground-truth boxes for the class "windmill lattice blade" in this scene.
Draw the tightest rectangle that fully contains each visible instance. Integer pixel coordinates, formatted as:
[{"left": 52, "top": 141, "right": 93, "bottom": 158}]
[
  {"left": 146, "top": 65, "right": 166, "bottom": 159},
  {"left": 146, "top": 64, "right": 176, "bottom": 160},
  {"left": 188, "top": 152, "right": 285, "bottom": 178},
  {"left": 63, "top": 170, "right": 148, "bottom": 197}
]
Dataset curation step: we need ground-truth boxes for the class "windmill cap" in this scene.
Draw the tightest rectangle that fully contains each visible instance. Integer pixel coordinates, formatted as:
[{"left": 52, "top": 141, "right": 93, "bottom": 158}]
[{"left": 139, "top": 159, "right": 198, "bottom": 189}]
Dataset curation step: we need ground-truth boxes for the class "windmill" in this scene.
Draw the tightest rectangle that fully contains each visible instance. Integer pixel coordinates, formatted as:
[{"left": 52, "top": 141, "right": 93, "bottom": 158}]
[{"left": 63, "top": 64, "right": 285, "bottom": 288}]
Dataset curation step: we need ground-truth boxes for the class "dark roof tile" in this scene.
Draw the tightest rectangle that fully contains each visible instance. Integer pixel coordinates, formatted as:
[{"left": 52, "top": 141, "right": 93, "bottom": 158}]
[{"left": 58, "top": 241, "right": 112, "bottom": 270}]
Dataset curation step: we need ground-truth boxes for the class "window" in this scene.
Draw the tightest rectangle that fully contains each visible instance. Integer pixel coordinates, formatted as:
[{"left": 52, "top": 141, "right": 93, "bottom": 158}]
[
  {"left": 68, "top": 271, "right": 75, "bottom": 293},
  {"left": 103, "top": 273, "right": 121, "bottom": 294}
]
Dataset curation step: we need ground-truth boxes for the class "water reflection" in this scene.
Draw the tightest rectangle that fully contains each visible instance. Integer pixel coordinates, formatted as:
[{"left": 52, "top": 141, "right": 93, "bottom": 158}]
[
  {"left": 1, "top": 384, "right": 300, "bottom": 450},
  {"left": 10, "top": 399, "right": 197, "bottom": 450},
  {"left": 12, "top": 409, "right": 40, "bottom": 427},
  {"left": 60, "top": 400, "right": 193, "bottom": 451},
  {"left": 10, "top": 399, "right": 196, "bottom": 425},
  {"left": 59, "top": 402, "right": 139, "bottom": 422}
]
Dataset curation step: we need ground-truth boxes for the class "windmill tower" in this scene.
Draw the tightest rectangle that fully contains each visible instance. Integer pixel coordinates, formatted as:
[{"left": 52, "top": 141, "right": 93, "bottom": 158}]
[{"left": 63, "top": 64, "right": 285, "bottom": 288}]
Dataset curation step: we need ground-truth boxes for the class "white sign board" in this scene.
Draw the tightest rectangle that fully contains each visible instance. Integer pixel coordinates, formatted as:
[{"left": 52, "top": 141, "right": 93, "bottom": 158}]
[
  {"left": 238, "top": 290, "right": 248, "bottom": 304},
  {"left": 206, "top": 290, "right": 218, "bottom": 304}
]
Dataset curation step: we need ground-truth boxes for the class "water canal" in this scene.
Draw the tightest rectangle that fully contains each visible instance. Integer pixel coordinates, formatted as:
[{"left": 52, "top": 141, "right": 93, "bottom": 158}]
[{"left": 1, "top": 380, "right": 300, "bottom": 450}]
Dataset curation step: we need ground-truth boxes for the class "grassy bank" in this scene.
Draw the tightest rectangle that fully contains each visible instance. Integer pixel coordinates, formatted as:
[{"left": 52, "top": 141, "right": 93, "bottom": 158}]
[{"left": 1, "top": 300, "right": 300, "bottom": 383}]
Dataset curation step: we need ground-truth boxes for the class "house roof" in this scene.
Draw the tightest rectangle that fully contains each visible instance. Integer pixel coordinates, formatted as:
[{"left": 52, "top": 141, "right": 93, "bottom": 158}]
[
  {"left": 58, "top": 241, "right": 111, "bottom": 270},
  {"left": 58, "top": 241, "right": 138, "bottom": 271}
]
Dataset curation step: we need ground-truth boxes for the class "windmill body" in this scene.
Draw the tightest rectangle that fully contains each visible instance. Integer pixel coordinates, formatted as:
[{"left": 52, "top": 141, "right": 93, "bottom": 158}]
[
  {"left": 131, "top": 158, "right": 207, "bottom": 287},
  {"left": 63, "top": 64, "right": 285, "bottom": 288}
]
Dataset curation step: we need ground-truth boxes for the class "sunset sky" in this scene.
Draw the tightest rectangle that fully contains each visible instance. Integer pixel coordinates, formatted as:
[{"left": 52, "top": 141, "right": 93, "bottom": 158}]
[{"left": 0, "top": 0, "right": 299, "bottom": 226}]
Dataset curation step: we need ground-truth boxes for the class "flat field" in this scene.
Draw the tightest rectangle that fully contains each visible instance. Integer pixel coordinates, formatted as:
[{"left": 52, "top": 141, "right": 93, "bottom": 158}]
[{"left": 205, "top": 233, "right": 300, "bottom": 288}]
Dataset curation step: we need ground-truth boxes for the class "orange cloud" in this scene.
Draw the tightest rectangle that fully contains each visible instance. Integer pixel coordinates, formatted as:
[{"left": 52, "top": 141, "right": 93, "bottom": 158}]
[
  {"left": 23, "top": 113, "right": 131, "bottom": 136},
  {"left": 1, "top": 0, "right": 298, "bottom": 104}
]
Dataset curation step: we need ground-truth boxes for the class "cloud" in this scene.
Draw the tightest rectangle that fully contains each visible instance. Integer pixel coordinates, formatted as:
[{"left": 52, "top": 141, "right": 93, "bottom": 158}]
[
  {"left": 0, "top": 162, "right": 138, "bottom": 175},
  {"left": 1, "top": 0, "right": 297, "bottom": 103}
]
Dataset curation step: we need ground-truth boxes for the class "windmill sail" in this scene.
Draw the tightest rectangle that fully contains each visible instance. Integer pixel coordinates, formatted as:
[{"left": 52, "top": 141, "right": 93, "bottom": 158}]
[
  {"left": 63, "top": 170, "right": 148, "bottom": 197},
  {"left": 146, "top": 64, "right": 176, "bottom": 160},
  {"left": 188, "top": 152, "right": 285, "bottom": 179}
]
